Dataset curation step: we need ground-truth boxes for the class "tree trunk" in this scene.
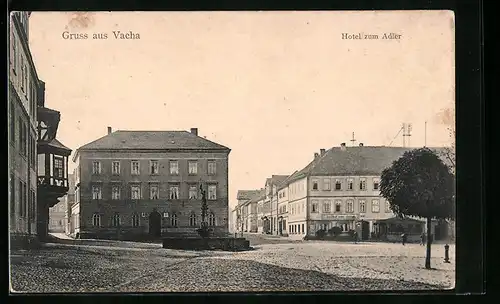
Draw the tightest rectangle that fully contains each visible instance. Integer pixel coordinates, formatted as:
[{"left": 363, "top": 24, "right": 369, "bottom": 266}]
[{"left": 425, "top": 217, "right": 432, "bottom": 269}]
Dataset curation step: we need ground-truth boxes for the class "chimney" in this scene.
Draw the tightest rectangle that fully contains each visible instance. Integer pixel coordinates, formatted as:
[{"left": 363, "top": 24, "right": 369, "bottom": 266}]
[
  {"left": 314, "top": 152, "right": 319, "bottom": 159},
  {"left": 190, "top": 128, "right": 198, "bottom": 136},
  {"left": 320, "top": 149, "right": 326, "bottom": 155},
  {"left": 340, "top": 143, "right": 346, "bottom": 151},
  {"left": 107, "top": 127, "right": 112, "bottom": 135},
  {"left": 359, "top": 143, "right": 364, "bottom": 147}
]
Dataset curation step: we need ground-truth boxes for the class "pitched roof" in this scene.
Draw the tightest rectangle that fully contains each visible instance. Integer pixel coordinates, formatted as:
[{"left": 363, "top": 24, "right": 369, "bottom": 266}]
[
  {"left": 237, "top": 190, "right": 262, "bottom": 201},
  {"left": 285, "top": 146, "right": 449, "bottom": 182},
  {"left": 77, "top": 130, "right": 230, "bottom": 151},
  {"left": 248, "top": 189, "right": 266, "bottom": 203},
  {"left": 265, "top": 175, "right": 290, "bottom": 187}
]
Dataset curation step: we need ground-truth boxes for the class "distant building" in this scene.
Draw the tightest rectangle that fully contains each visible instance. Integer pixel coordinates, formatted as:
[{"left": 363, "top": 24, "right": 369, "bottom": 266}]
[
  {"left": 234, "top": 189, "right": 263, "bottom": 233},
  {"left": 48, "top": 200, "right": 65, "bottom": 233},
  {"left": 70, "top": 127, "right": 230, "bottom": 239},
  {"left": 264, "top": 175, "right": 289, "bottom": 235},
  {"left": 64, "top": 173, "right": 75, "bottom": 235}
]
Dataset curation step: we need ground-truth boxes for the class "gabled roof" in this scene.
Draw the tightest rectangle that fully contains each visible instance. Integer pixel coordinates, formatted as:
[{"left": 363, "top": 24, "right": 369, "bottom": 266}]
[
  {"left": 78, "top": 130, "right": 230, "bottom": 151},
  {"left": 237, "top": 190, "right": 263, "bottom": 201},
  {"left": 282, "top": 146, "right": 449, "bottom": 184},
  {"left": 248, "top": 189, "right": 266, "bottom": 203},
  {"left": 265, "top": 175, "right": 290, "bottom": 187}
]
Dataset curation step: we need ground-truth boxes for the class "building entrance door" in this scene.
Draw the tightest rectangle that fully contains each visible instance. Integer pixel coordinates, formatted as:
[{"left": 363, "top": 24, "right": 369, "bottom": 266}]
[
  {"left": 361, "top": 221, "right": 370, "bottom": 240},
  {"left": 149, "top": 210, "right": 162, "bottom": 237}
]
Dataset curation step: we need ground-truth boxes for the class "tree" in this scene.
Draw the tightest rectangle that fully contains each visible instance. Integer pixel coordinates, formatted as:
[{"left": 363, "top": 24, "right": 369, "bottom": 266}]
[{"left": 380, "top": 148, "right": 455, "bottom": 269}]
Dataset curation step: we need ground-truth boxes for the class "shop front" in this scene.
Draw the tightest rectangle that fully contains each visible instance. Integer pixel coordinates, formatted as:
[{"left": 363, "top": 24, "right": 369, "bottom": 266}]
[
  {"left": 309, "top": 214, "right": 357, "bottom": 236},
  {"left": 372, "top": 216, "right": 425, "bottom": 242}
]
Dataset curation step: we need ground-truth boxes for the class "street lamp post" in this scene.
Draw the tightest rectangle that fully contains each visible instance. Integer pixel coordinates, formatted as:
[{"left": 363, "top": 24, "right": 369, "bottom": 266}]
[{"left": 278, "top": 216, "right": 283, "bottom": 236}]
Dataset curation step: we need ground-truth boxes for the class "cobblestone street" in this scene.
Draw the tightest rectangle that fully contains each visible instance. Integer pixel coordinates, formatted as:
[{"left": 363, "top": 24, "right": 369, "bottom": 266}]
[{"left": 10, "top": 236, "right": 454, "bottom": 293}]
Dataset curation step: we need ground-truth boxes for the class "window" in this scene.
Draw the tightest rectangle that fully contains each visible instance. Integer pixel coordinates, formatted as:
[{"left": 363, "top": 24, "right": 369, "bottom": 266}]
[
  {"left": 347, "top": 178, "right": 354, "bottom": 190},
  {"left": 359, "top": 199, "right": 366, "bottom": 213},
  {"left": 150, "top": 160, "right": 159, "bottom": 175},
  {"left": 92, "top": 213, "right": 101, "bottom": 227},
  {"left": 311, "top": 200, "right": 319, "bottom": 213},
  {"left": 23, "top": 64, "right": 28, "bottom": 93},
  {"left": 170, "top": 213, "right": 178, "bottom": 227},
  {"left": 92, "top": 161, "right": 101, "bottom": 175},
  {"left": 131, "top": 160, "right": 140, "bottom": 175},
  {"left": 169, "top": 185, "right": 179, "bottom": 200},
  {"left": 323, "top": 201, "right": 331, "bottom": 213},
  {"left": 10, "top": 105, "right": 15, "bottom": 143},
  {"left": 312, "top": 180, "right": 318, "bottom": 190},
  {"left": 19, "top": 181, "right": 25, "bottom": 217},
  {"left": 208, "top": 185, "right": 217, "bottom": 200},
  {"left": 334, "top": 179, "right": 342, "bottom": 190},
  {"left": 359, "top": 178, "right": 367, "bottom": 190},
  {"left": 112, "top": 161, "right": 120, "bottom": 175},
  {"left": 112, "top": 213, "right": 121, "bottom": 227},
  {"left": 189, "top": 213, "right": 197, "bottom": 226},
  {"left": 346, "top": 199, "right": 354, "bottom": 213},
  {"left": 29, "top": 190, "right": 36, "bottom": 220},
  {"left": 189, "top": 185, "right": 198, "bottom": 200},
  {"left": 10, "top": 173, "right": 15, "bottom": 215},
  {"left": 373, "top": 178, "right": 380, "bottom": 190},
  {"left": 208, "top": 160, "right": 216, "bottom": 175},
  {"left": 385, "top": 201, "right": 391, "bottom": 213},
  {"left": 372, "top": 200, "right": 380, "bottom": 213},
  {"left": 188, "top": 161, "right": 198, "bottom": 175},
  {"left": 149, "top": 185, "right": 159, "bottom": 200},
  {"left": 19, "top": 121, "right": 26, "bottom": 155},
  {"left": 335, "top": 200, "right": 342, "bottom": 212},
  {"left": 208, "top": 213, "right": 216, "bottom": 226},
  {"left": 323, "top": 179, "right": 331, "bottom": 191},
  {"left": 111, "top": 186, "right": 121, "bottom": 200},
  {"left": 302, "top": 224, "right": 305, "bottom": 234},
  {"left": 54, "top": 156, "right": 64, "bottom": 178},
  {"left": 170, "top": 160, "right": 179, "bottom": 175},
  {"left": 131, "top": 185, "right": 141, "bottom": 200},
  {"left": 92, "top": 185, "right": 102, "bottom": 200},
  {"left": 12, "top": 31, "right": 17, "bottom": 72},
  {"left": 132, "top": 213, "right": 140, "bottom": 227}
]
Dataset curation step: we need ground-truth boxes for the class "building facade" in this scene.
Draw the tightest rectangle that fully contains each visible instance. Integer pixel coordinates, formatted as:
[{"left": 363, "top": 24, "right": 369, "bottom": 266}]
[
  {"left": 244, "top": 144, "right": 453, "bottom": 241},
  {"left": 48, "top": 200, "right": 66, "bottom": 233},
  {"left": 9, "top": 12, "right": 39, "bottom": 245},
  {"left": 63, "top": 173, "right": 75, "bottom": 234},
  {"left": 70, "top": 128, "right": 231, "bottom": 239},
  {"left": 8, "top": 12, "right": 71, "bottom": 246}
]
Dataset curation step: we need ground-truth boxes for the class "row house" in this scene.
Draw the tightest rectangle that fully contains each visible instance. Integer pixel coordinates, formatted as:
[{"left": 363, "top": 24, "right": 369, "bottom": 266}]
[
  {"left": 69, "top": 127, "right": 230, "bottom": 239},
  {"left": 234, "top": 189, "right": 263, "bottom": 233},
  {"left": 259, "top": 175, "right": 289, "bottom": 234}
]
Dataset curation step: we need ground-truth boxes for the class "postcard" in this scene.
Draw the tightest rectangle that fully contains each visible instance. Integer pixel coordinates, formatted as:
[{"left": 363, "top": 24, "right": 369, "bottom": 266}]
[{"left": 9, "top": 10, "right": 455, "bottom": 293}]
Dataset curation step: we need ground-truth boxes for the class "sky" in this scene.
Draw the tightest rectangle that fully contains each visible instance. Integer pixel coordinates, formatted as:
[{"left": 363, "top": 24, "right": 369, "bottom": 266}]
[{"left": 28, "top": 11, "right": 455, "bottom": 210}]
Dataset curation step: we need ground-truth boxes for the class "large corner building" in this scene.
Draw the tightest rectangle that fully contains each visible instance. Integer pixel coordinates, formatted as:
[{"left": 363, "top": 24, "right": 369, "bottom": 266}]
[{"left": 69, "top": 127, "right": 231, "bottom": 239}]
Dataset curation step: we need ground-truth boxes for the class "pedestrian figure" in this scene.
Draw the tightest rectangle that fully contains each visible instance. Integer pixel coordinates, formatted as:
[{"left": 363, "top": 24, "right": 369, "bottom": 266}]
[
  {"left": 401, "top": 232, "right": 407, "bottom": 246},
  {"left": 353, "top": 231, "right": 358, "bottom": 244},
  {"left": 420, "top": 232, "right": 426, "bottom": 246}
]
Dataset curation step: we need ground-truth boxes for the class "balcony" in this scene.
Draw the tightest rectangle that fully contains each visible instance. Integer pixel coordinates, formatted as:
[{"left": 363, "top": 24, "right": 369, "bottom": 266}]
[{"left": 37, "top": 138, "right": 72, "bottom": 208}]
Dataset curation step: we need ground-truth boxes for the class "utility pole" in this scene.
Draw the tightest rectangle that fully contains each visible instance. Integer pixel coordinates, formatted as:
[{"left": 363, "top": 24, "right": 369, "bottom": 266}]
[
  {"left": 424, "top": 121, "right": 427, "bottom": 147},
  {"left": 350, "top": 132, "right": 357, "bottom": 146}
]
